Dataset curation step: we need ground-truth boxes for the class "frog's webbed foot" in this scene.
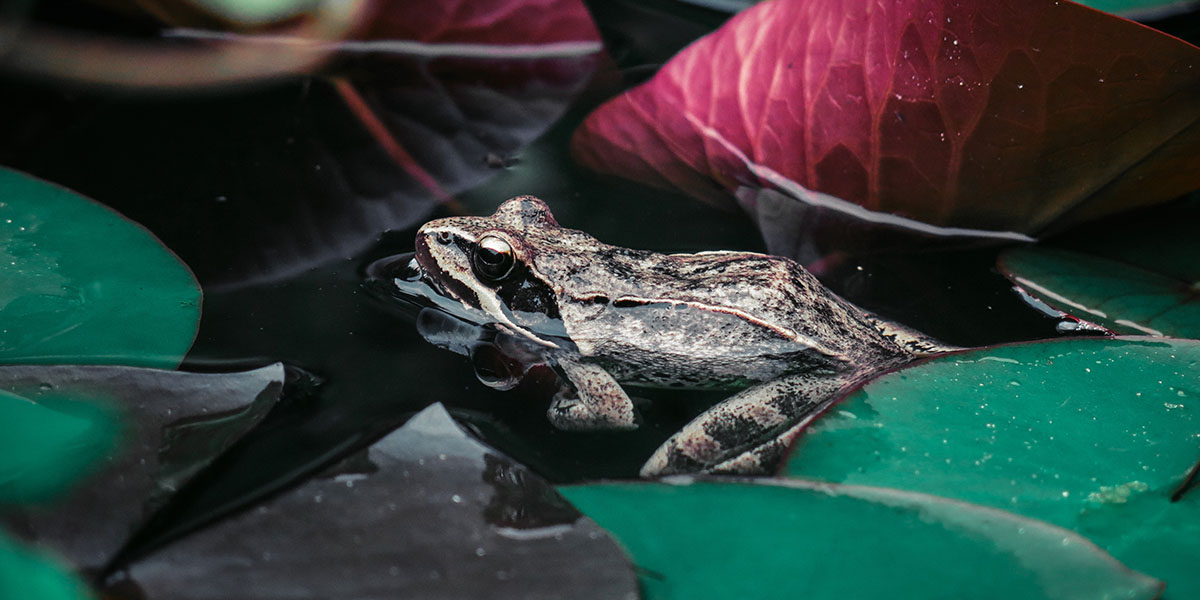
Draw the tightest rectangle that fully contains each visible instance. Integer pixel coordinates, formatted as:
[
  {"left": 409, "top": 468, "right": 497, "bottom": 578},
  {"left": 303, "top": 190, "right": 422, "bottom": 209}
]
[
  {"left": 640, "top": 374, "right": 843, "bottom": 477},
  {"left": 547, "top": 358, "right": 638, "bottom": 431}
]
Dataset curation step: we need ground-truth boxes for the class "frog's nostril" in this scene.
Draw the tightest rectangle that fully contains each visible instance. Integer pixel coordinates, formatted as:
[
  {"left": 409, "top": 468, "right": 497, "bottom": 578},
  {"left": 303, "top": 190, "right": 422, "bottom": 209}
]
[{"left": 435, "top": 231, "right": 453, "bottom": 245}]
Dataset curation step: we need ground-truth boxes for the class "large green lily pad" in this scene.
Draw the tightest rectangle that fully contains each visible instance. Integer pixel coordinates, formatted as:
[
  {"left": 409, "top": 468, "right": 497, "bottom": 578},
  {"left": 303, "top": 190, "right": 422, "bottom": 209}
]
[
  {"left": 0, "top": 167, "right": 201, "bottom": 367},
  {"left": 784, "top": 337, "right": 1200, "bottom": 599},
  {"left": 559, "top": 478, "right": 1160, "bottom": 600},
  {"left": 999, "top": 246, "right": 1200, "bottom": 339}
]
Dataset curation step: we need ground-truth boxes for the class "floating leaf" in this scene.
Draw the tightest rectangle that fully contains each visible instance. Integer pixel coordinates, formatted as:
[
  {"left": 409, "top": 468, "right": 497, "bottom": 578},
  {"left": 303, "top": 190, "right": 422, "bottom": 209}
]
[
  {"left": 1077, "top": 0, "right": 1200, "bottom": 19},
  {"left": 572, "top": 0, "right": 1200, "bottom": 245},
  {"left": 0, "top": 533, "right": 94, "bottom": 600},
  {"left": 560, "top": 478, "right": 1161, "bottom": 599},
  {"left": 0, "top": 389, "right": 120, "bottom": 507},
  {"left": 2, "top": 0, "right": 604, "bottom": 288},
  {"left": 0, "top": 167, "right": 200, "bottom": 367},
  {"left": 1, "top": 364, "right": 284, "bottom": 571},
  {"left": 999, "top": 246, "right": 1200, "bottom": 338},
  {"left": 998, "top": 198, "right": 1200, "bottom": 339},
  {"left": 783, "top": 337, "right": 1200, "bottom": 598},
  {"left": 107, "top": 404, "right": 637, "bottom": 599}
]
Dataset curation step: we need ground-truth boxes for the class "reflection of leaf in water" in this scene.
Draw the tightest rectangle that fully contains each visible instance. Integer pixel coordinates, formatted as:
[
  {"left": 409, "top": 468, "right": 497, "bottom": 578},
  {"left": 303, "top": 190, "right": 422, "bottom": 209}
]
[
  {"left": 481, "top": 454, "right": 580, "bottom": 529},
  {"left": 0, "top": 0, "right": 606, "bottom": 289}
]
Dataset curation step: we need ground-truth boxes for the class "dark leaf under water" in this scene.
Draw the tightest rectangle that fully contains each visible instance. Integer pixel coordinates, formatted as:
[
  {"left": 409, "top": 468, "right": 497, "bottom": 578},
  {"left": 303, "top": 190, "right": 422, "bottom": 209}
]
[
  {"left": 104, "top": 403, "right": 638, "bottom": 600},
  {"left": 0, "top": 363, "right": 284, "bottom": 573}
]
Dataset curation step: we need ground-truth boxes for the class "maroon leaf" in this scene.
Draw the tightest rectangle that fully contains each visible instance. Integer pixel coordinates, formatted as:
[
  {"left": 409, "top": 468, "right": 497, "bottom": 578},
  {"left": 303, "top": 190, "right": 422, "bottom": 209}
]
[
  {"left": 571, "top": 0, "right": 1200, "bottom": 241},
  {"left": 1, "top": 0, "right": 604, "bottom": 288}
]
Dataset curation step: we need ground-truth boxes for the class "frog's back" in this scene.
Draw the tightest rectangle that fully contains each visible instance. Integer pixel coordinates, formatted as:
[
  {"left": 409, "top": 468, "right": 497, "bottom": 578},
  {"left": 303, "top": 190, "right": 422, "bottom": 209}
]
[{"left": 549, "top": 247, "right": 907, "bottom": 386}]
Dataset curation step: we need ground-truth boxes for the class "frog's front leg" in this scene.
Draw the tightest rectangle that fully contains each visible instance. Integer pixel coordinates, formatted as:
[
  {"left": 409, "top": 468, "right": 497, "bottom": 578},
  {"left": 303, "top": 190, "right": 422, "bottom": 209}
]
[
  {"left": 547, "top": 358, "right": 638, "bottom": 431},
  {"left": 640, "top": 374, "right": 845, "bottom": 476}
]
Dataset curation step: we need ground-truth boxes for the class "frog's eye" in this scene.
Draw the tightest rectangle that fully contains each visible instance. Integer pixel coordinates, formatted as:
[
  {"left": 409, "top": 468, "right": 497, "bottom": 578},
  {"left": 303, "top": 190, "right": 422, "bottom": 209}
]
[{"left": 472, "top": 235, "right": 515, "bottom": 283}]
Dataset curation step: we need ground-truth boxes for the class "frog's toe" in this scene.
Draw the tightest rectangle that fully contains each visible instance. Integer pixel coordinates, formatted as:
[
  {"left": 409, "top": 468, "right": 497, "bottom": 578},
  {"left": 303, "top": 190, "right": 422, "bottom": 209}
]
[{"left": 547, "top": 389, "right": 638, "bottom": 431}]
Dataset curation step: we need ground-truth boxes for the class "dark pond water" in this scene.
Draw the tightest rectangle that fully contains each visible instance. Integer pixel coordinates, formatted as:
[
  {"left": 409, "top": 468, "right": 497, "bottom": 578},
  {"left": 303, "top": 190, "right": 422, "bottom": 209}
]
[{"left": 2, "top": 0, "right": 1198, "bottom": 568}]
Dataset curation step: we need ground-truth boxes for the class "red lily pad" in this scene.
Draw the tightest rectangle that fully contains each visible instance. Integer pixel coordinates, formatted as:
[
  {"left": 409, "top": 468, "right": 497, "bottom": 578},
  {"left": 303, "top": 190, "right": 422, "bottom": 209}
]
[{"left": 572, "top": 0, "right": 1200, "bottom": 244}]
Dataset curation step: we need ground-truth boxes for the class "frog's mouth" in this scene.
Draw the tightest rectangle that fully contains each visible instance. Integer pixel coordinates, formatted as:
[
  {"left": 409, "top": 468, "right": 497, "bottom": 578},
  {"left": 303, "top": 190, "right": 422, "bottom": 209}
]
[
  {"left": 366, "top": 252, "right": 440, "bottom": 296},
  {"left": 365, "top": 251, "right": 499, "bottom": 328}
]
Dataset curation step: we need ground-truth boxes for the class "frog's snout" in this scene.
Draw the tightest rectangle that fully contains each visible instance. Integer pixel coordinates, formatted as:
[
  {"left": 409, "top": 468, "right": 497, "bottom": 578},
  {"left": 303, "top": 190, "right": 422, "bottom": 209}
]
[{"left": 366, "top": 252, "right": 422, "bottom": 285}]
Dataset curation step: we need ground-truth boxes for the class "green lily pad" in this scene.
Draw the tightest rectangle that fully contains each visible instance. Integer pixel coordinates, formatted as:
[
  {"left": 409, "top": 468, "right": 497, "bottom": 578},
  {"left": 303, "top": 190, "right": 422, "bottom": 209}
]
[
  {"left": 0, "top": 533, "right": 94, "bottom": 600},
  {"left": 1076, "top": 0, "right": 1197, "bottom": 19},
  {"left": 783, "top": 337, "right": 1200, "bottom": 599},
  {"left": 0, "top": 388, "right": 121, "bottom": 506},
  {"left": 559, "top": 478, "right": 1161, "bottom": 599},
  {"left": 0, "top": 167, "right": 201, "bottom": 367},
  {"left": 999, "top": 246, "right": 1200, "bottom": 339}
]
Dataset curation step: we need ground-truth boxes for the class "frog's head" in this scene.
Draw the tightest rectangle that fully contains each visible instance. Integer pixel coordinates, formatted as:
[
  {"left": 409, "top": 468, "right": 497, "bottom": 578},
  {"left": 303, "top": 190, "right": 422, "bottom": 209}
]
[{"left": 406, "top": 196, "right": 572, "bottom": 348}]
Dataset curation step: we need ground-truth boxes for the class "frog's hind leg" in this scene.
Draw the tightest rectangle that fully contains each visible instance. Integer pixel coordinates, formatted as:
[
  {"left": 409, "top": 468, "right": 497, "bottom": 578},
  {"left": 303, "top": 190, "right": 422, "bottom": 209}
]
[
  {"left": 547, "top": 358, "right": 638, "bottom": 431},
  {"left": 640, "top": 374, "right": 843, "bottom": 476}
]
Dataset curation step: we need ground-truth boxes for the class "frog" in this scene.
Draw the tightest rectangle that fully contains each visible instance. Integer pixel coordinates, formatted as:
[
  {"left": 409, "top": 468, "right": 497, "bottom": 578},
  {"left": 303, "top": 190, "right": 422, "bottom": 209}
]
[{"left": 368, "top": 195, "right": 953, "bottom": 476}]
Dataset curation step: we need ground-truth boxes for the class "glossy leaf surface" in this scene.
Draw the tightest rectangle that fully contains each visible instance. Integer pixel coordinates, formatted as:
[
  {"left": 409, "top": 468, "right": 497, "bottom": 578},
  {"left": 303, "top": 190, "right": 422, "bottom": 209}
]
[
  {"left": 1079, "top": 0, "right": 1200, "bottom": 18},
  {"left": 784, "top": 337, "right": 1200, "bottom": 598},
  {"left": 110, "top": 404, "right": 637, "bottom": 599},
  {"left": 2, "top": 364, "right": 284, "bottom": 571},
  {"left": 0, "top": 533, "right": 94, "bottom": 600},
  {"left": 0, "top": 167, "right": 200, "bottom": 367},
  {"left": 998, "top": 198, "right": 1200, "bottom": 338},
  {"left": 572, "top": 0, "right": 1200, "bottom": 239},
  {"left": 560, "top": 478, "right": 1161, "bottom": 600},
  {"left": 999, "top": 246, "right": 1200, "bottom": 338}
]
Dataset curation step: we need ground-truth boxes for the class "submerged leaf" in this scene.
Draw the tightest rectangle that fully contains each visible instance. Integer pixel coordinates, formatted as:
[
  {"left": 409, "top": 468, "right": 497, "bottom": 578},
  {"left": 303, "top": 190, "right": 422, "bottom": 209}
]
[
  {"left": 1, "top": 364, "right": 284, "bottom": 571},
  {"left": 560, "top": 478, "right": 1161, "bottom": 600},
  {"left": 572, "top": 0, "right": 1200, "bottom": 246},
  {"left": 108, "top": 403, "right": 637, "bottom": 599},
  {"left": 0, "top": 167, "right": 201, "bottom": 367},
  {"left": 784, "top": 337, "right": 1200, "bottom": 598}
]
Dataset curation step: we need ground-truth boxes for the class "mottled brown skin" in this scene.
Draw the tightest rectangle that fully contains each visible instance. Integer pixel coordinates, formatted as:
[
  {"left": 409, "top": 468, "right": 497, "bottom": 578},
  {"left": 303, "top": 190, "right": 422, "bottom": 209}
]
[{"left": 396, "top": 196, "right": 950, "bottom": 475}]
